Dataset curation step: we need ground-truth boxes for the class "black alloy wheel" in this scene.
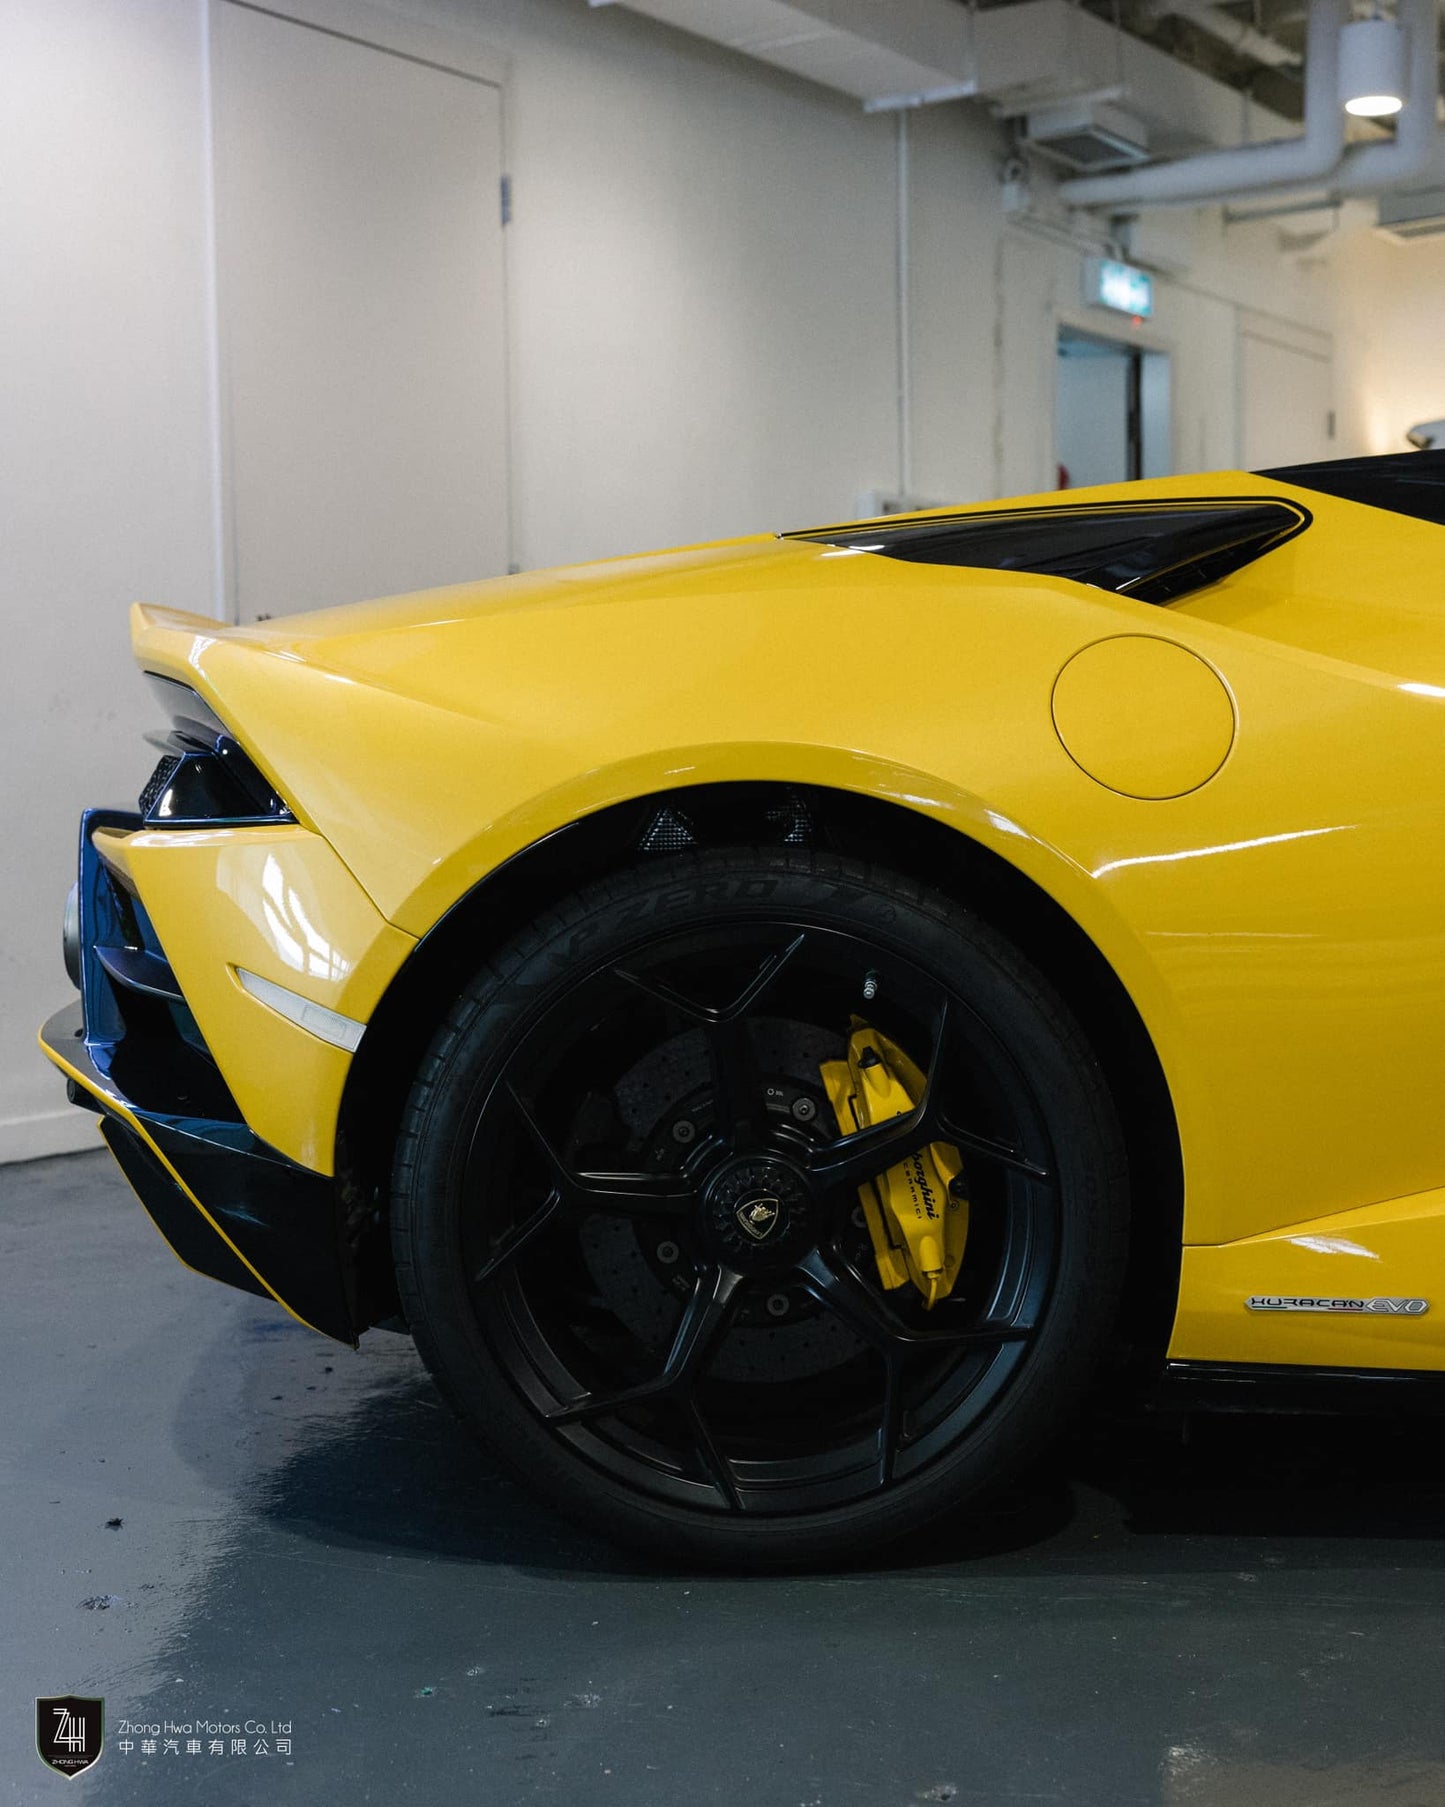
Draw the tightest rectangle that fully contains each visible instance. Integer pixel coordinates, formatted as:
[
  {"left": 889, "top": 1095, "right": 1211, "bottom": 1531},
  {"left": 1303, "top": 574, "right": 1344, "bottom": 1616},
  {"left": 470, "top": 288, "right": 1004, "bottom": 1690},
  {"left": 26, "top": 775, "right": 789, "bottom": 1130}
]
[{"left": 391, "top": 849, "right": 1129, "bottom": 1568}]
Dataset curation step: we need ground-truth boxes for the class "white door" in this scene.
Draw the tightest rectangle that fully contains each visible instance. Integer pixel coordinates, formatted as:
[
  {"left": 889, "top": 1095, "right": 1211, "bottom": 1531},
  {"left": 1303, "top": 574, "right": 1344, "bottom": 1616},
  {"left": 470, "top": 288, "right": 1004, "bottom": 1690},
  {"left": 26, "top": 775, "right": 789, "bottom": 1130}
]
[
  {"left": 1239, "top": 330, "right": 1334, "bottom": 470},
  {"left": 215, "top": 3, "right": 508, "bottom": 619}
]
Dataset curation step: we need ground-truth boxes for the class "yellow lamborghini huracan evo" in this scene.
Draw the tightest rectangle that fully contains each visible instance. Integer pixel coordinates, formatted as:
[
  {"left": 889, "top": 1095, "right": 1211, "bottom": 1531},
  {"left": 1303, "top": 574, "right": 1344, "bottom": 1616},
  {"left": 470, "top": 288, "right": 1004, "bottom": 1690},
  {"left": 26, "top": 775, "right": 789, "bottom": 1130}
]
[{"left": 41, "top": 450, "right": 1445, "bottom": 1565}]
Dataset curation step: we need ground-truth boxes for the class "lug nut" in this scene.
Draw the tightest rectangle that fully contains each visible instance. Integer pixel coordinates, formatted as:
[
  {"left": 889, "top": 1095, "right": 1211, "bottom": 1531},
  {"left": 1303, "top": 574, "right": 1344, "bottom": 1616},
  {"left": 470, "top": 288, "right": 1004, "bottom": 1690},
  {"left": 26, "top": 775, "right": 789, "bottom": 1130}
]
[
  {"left": 851, "top": 1205, "right": 867, "bottom": 1229},
  {"left": 657, "top": 1241, "right": 680, "bottom": 1265},
  {"left": 862, "top": 970, "right": 879, "bottom": 1001},
  {"left": 671, "top": 1119, "right": 696, "bottom": 1145},
  {"left": 766, "top": 1293, "right": 790, "bottom": 1318},
  {"left": 790, "top": 1096, "right": 817, "bottom": 1123}
]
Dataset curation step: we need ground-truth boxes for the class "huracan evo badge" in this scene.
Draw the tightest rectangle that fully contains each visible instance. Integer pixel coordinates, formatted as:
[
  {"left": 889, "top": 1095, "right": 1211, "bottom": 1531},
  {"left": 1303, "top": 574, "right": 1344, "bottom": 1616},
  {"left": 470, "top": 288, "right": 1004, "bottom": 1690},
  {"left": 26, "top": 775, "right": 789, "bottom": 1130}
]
[
  {"left": 36, "top": 1696, "right": 104, "bottom": 1779},
  {"left": 1246, "top": 1295, "right": 1430, "bottom": 1315},
  {"left": 736, "top": 1196, "right": 781, "bottom": 1241}
]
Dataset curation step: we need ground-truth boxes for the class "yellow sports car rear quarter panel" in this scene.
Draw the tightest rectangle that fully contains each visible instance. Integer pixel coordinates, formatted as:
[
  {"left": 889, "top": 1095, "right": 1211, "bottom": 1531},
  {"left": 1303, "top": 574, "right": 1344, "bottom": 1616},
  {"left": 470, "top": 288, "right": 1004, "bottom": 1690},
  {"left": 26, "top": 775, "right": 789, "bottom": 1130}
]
[{"left": 125, "top": 467, "right": 1445, "bottom": 1372}]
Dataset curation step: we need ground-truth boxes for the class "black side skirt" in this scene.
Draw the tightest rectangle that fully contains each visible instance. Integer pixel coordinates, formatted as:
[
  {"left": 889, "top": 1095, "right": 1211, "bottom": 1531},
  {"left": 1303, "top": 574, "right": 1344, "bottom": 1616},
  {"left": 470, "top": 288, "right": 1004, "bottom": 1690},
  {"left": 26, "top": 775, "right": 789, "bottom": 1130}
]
[{"left": 1159, "top": 1359, "right": 1445, "bottom": 1416}]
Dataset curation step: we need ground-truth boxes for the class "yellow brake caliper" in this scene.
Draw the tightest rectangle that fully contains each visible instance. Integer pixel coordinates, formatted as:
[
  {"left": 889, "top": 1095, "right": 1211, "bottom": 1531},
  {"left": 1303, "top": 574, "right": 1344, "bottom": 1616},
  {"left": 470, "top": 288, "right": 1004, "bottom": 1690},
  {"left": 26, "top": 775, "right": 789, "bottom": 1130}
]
[{"left": 820, "top": 1019, "right": 968, "bottom": 1309}]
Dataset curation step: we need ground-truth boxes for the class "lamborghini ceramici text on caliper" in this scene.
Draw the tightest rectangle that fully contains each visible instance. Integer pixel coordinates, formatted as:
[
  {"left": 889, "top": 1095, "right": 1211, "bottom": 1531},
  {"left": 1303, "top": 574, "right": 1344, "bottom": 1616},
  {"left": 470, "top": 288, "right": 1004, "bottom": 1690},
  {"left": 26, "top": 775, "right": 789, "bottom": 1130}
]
[{"left": 820, "top": 1019, "right": 968, "bottom": 1308}]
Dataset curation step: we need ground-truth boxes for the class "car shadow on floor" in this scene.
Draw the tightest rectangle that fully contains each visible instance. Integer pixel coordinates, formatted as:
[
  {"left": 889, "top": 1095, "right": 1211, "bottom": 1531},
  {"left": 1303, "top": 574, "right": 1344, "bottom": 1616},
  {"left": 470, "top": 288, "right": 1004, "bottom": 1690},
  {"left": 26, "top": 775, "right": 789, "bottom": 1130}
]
[
  {"left": 183, "top": 1311, "right": 1445, "bottom": 1581},
  {"left": 1076, "top": 1402, "right": 1445, "bottom": 1547}
]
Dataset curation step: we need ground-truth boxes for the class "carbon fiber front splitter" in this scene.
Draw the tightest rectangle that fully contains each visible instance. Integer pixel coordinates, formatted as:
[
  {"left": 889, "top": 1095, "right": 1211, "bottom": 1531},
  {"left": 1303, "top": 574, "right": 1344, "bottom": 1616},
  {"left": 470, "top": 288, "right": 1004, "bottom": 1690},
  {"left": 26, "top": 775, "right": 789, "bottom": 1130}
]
[{"left": 41, "top": 1003, "right": 356, "bottom": 1345}]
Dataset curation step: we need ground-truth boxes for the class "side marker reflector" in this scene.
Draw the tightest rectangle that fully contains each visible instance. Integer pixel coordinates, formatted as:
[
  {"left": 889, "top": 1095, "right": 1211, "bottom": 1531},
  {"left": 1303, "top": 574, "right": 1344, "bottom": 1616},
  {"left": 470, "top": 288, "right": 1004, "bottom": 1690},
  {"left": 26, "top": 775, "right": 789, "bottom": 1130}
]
[{"left": 235, "top": 968, "right": 365, "bottom": 1053}]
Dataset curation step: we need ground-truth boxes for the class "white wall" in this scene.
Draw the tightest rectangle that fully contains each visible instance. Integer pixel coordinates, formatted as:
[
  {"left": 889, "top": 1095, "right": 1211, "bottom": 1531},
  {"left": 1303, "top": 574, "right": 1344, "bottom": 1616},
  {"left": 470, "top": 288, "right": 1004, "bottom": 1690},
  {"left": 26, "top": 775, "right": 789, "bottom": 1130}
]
[
  {"left": 0, "top": 0, "right": 1344, "bottom": 1162},
  {"left": 1329, "top": 211, "right": 1445, "bottom": 457},
  {"left": 0, "top": 0, "right": 218, "bottom": 1161},
  {"left": 988, "top": 201, "right": 1336, "bottom": 498}
]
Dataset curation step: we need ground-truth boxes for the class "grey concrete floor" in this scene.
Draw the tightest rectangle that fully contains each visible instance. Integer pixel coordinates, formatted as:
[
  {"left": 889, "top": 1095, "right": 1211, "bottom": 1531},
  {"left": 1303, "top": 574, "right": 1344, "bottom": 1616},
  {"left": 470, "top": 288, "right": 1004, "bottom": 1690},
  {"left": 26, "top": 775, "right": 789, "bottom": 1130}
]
[{"left": 6, "top": 1152, "right": 1445, "bottom": 1806}]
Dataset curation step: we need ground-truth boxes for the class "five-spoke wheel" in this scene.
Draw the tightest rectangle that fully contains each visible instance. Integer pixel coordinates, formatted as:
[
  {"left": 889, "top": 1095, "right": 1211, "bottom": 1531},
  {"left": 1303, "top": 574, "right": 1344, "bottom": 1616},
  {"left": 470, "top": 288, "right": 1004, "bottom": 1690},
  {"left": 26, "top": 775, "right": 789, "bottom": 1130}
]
[{"left": 391, "top": 849, "right": 1128, "bottom": 1567}]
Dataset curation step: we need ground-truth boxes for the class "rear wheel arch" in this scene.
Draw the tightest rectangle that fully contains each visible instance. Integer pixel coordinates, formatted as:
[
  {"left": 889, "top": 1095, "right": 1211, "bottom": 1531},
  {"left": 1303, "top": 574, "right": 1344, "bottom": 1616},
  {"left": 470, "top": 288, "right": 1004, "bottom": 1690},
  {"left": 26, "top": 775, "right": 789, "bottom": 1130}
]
[{"left": 337, "top": 781, "right": 1182, "bottom": 1355}]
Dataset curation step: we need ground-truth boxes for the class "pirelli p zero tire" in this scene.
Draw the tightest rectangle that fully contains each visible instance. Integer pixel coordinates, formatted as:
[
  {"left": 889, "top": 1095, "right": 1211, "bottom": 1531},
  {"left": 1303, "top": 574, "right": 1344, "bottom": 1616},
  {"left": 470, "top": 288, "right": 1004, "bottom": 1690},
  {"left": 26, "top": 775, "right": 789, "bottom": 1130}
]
[{"left": 390, "top": 849, "right": 1129, "bottom": 1570}]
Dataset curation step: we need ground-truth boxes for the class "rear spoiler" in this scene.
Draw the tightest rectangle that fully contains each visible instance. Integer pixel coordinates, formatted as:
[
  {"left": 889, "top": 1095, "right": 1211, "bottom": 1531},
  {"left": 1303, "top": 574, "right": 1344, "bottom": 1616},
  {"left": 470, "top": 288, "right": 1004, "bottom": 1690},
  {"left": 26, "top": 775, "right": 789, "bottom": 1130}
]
[{"left": 130, "top": 603, "right": 228, "bottom": 688}]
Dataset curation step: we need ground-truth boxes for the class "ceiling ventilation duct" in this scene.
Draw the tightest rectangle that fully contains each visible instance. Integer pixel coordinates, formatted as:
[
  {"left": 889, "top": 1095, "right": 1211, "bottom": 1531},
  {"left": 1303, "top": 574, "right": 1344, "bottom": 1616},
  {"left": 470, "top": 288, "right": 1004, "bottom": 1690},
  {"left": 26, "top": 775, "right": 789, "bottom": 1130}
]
[
  {"left": 1377, "top": 184, "right": 1445, "bottom": 236},
  {"left": 587, "top": 0, "right": 977, "bottom": 108},
  {"left": 591, "top": 0, "right": 1296, "bottom": 155},
  {"left": 1024, "top": 101, "right": 1151, "bottom": 170}
]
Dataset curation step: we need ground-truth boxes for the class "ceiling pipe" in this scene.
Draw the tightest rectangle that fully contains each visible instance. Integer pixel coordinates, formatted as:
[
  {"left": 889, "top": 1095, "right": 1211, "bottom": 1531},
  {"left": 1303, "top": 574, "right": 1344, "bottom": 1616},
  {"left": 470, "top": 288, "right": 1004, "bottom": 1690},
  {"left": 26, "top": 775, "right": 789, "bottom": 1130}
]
[
  {"left": 1059, "top": 0, "right": 1347, "bottom": 207},
  {"left": 1151, "top": 0, "right": 1301, "bottom": 70},
  {"left": 1063, "top": 0, "right": 1440, "bottom": 210}
]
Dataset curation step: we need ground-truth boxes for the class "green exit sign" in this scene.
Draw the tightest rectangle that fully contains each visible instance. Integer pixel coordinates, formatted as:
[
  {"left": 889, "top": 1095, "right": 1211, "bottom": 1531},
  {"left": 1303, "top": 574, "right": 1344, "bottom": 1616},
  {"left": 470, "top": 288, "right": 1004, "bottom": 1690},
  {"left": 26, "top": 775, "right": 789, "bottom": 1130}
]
[{"left": 1084, "top": 257, "right": 1154, "bottom": 319}]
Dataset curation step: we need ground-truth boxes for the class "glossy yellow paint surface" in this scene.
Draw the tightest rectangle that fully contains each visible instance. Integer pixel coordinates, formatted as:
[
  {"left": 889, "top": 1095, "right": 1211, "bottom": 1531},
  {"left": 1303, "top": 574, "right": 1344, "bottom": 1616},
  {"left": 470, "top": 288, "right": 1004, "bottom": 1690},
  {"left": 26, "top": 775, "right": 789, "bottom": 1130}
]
[
  {"left": 1174, "top": 1187, "right": 1445, "bottom": 1369},
  {"left": 1051, "top": 636, "right": 1236, "bottom": 798},
  {"left": 93, "top": 823, "right": 414, "bottom": 1172},
  {"left": 121, "top": 468, "right": 1445, "bottom": 1369}
]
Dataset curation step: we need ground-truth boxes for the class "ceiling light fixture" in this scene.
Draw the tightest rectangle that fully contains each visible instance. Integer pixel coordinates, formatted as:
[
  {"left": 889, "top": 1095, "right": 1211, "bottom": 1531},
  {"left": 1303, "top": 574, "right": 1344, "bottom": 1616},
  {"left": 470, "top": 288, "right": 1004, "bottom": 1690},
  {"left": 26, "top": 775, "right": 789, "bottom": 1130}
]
[{"left": 1339, "top": 14, "right": 1406, "bottom": 116}]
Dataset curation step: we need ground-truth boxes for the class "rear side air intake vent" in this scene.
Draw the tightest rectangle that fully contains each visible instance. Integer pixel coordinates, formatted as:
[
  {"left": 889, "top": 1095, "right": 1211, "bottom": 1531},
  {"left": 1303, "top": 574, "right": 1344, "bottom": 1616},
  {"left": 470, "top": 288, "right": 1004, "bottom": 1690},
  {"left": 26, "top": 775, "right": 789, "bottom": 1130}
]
[{"left": 785, "top": 498, "right": 1310, "bottom": 606}]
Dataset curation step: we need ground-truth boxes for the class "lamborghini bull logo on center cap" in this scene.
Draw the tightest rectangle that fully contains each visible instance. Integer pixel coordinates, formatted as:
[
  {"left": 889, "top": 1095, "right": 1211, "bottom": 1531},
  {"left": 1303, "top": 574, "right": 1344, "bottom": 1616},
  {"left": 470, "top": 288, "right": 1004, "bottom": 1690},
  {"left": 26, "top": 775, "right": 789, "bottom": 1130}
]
[{"left": 736, "top": 1194, "right": 782, "bottom": 1241}]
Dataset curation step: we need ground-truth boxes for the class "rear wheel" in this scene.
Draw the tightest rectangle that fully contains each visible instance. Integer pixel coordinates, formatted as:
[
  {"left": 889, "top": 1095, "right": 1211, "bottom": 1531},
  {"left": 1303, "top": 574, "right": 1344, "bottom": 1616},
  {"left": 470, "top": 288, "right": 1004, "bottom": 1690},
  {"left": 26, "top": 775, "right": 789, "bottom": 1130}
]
[{"left": 390, "top": 849, "right": 1128, "bottom": 1568}]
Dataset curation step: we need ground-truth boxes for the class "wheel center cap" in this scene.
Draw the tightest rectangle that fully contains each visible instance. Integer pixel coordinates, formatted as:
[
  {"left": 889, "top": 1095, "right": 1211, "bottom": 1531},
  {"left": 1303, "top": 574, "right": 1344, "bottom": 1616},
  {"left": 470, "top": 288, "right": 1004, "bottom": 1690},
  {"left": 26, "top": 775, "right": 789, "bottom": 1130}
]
[
  {"left": 734, "top": 1193, "right": 782, "bottom": 1242},
  {"left": 704, "top": 1156, "right": 812, "bottom": 1266}
]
